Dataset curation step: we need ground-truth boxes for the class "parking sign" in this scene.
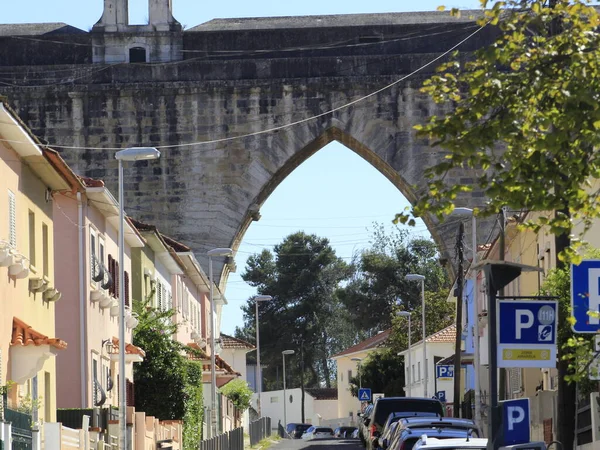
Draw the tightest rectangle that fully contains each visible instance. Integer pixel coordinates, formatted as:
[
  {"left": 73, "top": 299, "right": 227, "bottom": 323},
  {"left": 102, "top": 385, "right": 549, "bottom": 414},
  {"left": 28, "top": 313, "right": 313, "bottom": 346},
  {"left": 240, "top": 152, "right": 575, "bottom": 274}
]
[
  {"left": 436, "top": 365, "right": 454, "bottom": 380},
  {"left": 572, "top": 260, "right": 600, "bottom": 333},
  {"left": 501, "top": 398, "right": 530, "bottom": 446},
  {"left": 498, "top": 300, "right": 557, "bottom": 368}
]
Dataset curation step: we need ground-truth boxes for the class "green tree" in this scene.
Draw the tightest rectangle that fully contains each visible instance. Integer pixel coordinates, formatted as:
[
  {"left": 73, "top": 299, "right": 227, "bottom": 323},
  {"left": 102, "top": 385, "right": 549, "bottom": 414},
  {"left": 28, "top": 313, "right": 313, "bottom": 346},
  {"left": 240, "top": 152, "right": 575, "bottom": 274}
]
[
  {"left": 398, "top": 0, "right": 600, "bottom": 264},
  {"left": 220, "top": 379, "right": 254, "bottom": 412},
  {"left": 338, "top": 225, "right": 450, "bottom": 333},
  {"left": 132, "top": 301, "right": 204, "bottom": 448},
  {"left": 349, "top": 350, "right": 405, "bottom": 398},
  {"left": 238, "top": 231, "right": 356, "bottom": 389}
]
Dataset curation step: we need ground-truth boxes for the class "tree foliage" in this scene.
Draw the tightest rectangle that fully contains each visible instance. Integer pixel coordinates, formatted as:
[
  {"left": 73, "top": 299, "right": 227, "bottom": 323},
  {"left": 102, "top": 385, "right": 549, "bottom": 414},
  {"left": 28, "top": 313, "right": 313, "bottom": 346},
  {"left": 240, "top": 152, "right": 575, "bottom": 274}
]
[
  {"left": 338, "top": 225, "right": 450, "bottom": 333},
  {"left": 237, "top": 231, "right": 356, "bottom": 390},
  {"left": 132, "top": 301, "right": 204, "bottom": 448},
  {"left": 220, "top": 379, "right": 254, "bottom": 412},
  {"left": 396, "top": 0, "right": 600, "bottom": 263},
  {"left": 349, "top": 350, "right": 406, "bottom": 398}
]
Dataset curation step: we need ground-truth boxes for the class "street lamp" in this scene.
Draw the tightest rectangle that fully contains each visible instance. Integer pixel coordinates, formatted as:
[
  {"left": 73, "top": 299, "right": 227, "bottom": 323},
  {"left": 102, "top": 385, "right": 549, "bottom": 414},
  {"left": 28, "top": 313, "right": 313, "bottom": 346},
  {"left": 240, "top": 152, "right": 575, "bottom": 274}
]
[
  {"left": 207, "top": 247, "right": 234, "bottom": 438},
  {"left": 115, "top": 147, "right": 160, "bottom": 450},
  {"left": 254, "top": 295, "right": 272, "bottom": 418},
  {"left": 282, "top": 350, "right": 295, "bottom": 429},
  {"left": 405, "top": 274, "right": 427, "bottom": 397},
  {"left": 451, "top": 207, "right": 480, "bottom": 427},
  {"left": 397, "top": 311, "right": 411, "bottom": 397},
  {"left": 351, "top": 357, "right": 362, "bottom": 389}
]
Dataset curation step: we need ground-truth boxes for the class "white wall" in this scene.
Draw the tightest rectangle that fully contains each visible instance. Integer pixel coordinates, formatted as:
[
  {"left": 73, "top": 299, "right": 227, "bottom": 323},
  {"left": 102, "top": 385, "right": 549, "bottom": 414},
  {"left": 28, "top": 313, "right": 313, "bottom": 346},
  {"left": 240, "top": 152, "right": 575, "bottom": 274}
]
[
  {"left": 333, "top": 351, "right": 370, "bottom": 420},
  {"left": 312, "top": 399, "right": 338, "bottom": 425},
  {"left": 252, "top": 388, "right": 304, "bottom": 428}
]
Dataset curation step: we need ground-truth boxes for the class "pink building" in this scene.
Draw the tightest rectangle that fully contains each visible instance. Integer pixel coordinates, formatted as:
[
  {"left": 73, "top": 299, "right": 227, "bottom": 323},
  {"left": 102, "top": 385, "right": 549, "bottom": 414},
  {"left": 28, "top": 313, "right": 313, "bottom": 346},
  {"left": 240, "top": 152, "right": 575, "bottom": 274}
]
[{"left": 53, "top": 177, "right": 146, "bottom": 409}]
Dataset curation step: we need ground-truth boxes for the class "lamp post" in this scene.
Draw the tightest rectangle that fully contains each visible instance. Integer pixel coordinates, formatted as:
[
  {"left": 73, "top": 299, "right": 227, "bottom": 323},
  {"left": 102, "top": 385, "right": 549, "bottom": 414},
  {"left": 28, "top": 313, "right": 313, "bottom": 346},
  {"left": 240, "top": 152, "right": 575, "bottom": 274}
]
[
  {"left": 282, "top": 350, "right": 295, "bottom": 429},
  {"left": 207, "top": 247, "right": 234, "bottom": 438},
  {"left": 451, "top": 207, "right": 480, "bottom": 428},
  {"left": 254, "top": 295, "right": 272, "bottom": 418},
  {"left": 397, "top": 311, "right": 411, "bottom": 397},
  {"left": 351, "top": 357, "right": 362, "bottom": 389},
  {"left": 405, "top": 274, "right": 426, "bottom": 397},
  {"left": 115, "top": 147, "right": 160, "bottom": 450}
]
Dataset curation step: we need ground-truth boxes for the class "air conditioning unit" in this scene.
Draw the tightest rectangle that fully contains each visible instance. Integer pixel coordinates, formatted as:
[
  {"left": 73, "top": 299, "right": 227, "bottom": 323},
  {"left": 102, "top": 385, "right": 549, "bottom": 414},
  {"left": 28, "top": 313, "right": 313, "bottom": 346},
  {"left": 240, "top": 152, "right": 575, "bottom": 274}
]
[
  {"left": 99, "top": 294, "right": 113, "bottom": 309},
  {"left": 126, "top": 314, "right": 139, "bottom": 329},
  {"left": 29, "top": 277, "right": 48, "bottom": 293},
  {"left": 9, "top": 256, "right": 29, "bottom": 279},
  {"left": 0, "top": 245, "right": 13, "bottom": 266},
  {"left": 110, "top": 302, "right": 119, "bottom": 317},
  {"left": 91, "top": 289, "right": 104, "bottom": 302},
  {"left": 43, "top": 288, "right": 62, "bottom": 302}
]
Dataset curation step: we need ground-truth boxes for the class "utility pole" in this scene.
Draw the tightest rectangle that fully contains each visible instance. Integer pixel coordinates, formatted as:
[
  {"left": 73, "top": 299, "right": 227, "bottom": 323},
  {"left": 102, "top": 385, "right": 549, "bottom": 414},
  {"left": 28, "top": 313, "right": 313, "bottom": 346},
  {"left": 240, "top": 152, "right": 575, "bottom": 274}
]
[
  {"left": 498, "top": 210, "right": 507, "bottom": 402},
  {"left": 300, "top": 339, "right": 306, "bottom": 423},
  {"left": 453, "top": 222, "right": 465, "bottom": 417}
]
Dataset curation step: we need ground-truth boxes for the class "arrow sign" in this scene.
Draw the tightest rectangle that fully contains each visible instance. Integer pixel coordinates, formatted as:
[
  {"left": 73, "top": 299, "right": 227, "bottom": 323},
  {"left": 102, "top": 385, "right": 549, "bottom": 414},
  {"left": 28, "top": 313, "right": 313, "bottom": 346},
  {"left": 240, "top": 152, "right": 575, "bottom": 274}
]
[{"left": 358, "top": 388, "right": 372, "bottom": 402}]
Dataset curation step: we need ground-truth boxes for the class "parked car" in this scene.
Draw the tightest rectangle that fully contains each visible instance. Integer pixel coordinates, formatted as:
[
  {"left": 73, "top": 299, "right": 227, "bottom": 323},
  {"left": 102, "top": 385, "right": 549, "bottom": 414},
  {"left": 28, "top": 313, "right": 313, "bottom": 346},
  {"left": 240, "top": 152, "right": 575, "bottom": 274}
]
[
  {"left": 379, "top": 413, "right": 441, "bottom": 449},
  {"left": 301, "top": 426, "right": 335, "bottom": 440},
  {"left": 352, "top": 428, "right": 360, "bottom": 439},
  {"left": 286, "top": 423, "right": 312, "bottom": 439},
  {"left": 335, "top": 426, "right": 358, "bottom": 438},
  {"left": 364, "top": 398, "right": 445, "bottom": 450},
  {"left": 358, "top": 403, "right": 375, "bottom": 445},
  {"left": 412, "top": 436, "right": 488, "bottom": 450},
  {"left": 388, "top": 423, "right": 480, "bottom": 450}
]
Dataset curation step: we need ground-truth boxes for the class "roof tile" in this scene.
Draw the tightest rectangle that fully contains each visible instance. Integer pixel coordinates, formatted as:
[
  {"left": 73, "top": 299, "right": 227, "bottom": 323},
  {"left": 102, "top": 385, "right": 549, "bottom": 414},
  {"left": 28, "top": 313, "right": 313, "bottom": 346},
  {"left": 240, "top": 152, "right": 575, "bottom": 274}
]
[
  {"left": 11, "top": 317, "right": 67, "bottom": 350},
  {"left": 331, "top": 329, "right": 391, "bottom": 358}
]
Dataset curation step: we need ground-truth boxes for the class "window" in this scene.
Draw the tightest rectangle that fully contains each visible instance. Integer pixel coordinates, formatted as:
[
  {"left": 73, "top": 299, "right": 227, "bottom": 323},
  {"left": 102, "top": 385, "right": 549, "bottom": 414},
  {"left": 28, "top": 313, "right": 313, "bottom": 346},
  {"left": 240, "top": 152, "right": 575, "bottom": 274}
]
[
  {"left": 270, "top": 396, "right": 279, "bottom": 403},
  {"left": 28, "top": 211, "right": 35, "bottom": 266},
  {"left": 44, "top": 372, "right": 51, "bottom": 421},
  {"left": 340, "top": 372, "right": 343, "bottom": 382},
  {"left": 90, "top": 229, "right": 97, "bottom": 283},
  {"left": 9, "top": 190, "right": 16, "bottom": 248},
  {"left": 42, "top": 223, "right": 48, "bottom": 277},
  {"left": 348, "top": 370, "right": 352, "bottom": 383},
  {"left": 418, "top": 362, "right": 421, "bottom": 381},
  {"left": 129, "top": 47, "right": 147, "bottom": 63},
  {"left": 157, "top": 280, "right": 163, "bottom": 310},
  {"left": 124, "top": 271, "right": 130, "bottom": 307},
  {"left": 412, "top": 365, "right": 415, "bottom": 384},
  {"left": 92, "top": 358, "right": 98, "bottom": 406}
]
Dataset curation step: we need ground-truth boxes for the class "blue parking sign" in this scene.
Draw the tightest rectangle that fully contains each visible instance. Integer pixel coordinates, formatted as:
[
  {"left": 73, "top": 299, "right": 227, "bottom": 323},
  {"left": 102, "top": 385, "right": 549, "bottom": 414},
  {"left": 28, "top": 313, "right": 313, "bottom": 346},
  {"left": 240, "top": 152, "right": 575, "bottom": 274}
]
[
  {"left": 502, "top": 398, "right": 530, "bottom": 445},
  {"left": 436, "top": 391, "right": 446, "bottom": 403},
  {"left": 572, "top": 260, "right": 600, "bottom": 333}
]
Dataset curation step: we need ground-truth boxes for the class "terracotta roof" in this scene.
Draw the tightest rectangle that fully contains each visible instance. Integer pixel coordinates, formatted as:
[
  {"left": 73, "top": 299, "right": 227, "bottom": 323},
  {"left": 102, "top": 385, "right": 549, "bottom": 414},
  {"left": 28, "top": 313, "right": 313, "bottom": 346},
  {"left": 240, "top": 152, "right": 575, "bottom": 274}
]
[
  {"left": 11, "top": 317, "right": 67, "bottom": 350},
  {"left": 79, "top": 176, "right": 105, "bottom": 188},
  {"left": 411, "top": 324, "right": 457, "bottom": 347},
  {"left": 129, "top": 217, "right": 156, "bottom": 232},
  {"left": 161, "top": 234, "right": 191, "bottom": 253},
  {"left": 42, "top": 148, "right": 85, "bottom": 192},
  {"left": 221, "top": 334, "right": 255, "bottom": 350},
  {"left": 111, "top": 337, "right": 146, "bottom": 357},
  {"left": 331, "top": 329, "right": 391, "bottom": 358},
  {"left": 306, "top": 388, "right": 338, "bottom": 400}
]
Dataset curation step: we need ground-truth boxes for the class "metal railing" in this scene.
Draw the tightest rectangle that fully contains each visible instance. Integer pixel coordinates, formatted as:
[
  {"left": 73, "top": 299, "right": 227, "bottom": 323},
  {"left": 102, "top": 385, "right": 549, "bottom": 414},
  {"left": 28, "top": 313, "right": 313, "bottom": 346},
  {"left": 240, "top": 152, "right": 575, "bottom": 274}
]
[
  {"left": 199, "top": 427, "right": 243, "bottom": 450},
  {"left": 249, "top": 417, "right": 271, "bottom": 447}
]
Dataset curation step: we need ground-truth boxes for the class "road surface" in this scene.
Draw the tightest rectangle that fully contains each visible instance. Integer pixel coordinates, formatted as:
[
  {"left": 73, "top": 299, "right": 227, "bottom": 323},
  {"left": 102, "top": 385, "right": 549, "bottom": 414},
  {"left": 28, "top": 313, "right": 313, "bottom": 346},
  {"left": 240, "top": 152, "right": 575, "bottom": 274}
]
[{"left": 276, "top": 438, "right": 364, "bottom": 450}]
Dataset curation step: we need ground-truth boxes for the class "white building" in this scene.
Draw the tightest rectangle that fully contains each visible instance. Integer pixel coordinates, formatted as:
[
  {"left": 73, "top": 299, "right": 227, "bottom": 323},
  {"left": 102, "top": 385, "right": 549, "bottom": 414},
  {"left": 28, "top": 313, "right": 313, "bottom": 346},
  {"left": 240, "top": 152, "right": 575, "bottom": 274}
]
[
  {"left": 252, "top": 387, "right": 338, "bottom": 429},
  {"left": 330, "top": 330, "right": 391, "bottom": 423},
  {"left": 397, "top": 324, "right": 457, "bottom": 409}
]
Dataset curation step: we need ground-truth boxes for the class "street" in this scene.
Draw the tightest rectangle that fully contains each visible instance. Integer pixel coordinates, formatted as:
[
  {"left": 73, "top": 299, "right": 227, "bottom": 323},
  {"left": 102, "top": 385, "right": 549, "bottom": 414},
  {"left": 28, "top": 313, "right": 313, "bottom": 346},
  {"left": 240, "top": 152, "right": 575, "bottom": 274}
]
[{"left": 276, "top": 439, "right": 364, "bottom": 450}]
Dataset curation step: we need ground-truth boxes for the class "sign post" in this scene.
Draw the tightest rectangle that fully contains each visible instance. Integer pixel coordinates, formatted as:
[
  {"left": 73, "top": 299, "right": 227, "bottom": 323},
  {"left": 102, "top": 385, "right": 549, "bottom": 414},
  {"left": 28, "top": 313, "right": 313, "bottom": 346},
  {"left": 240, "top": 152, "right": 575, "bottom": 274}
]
[{"left": 498, "top": 301, "right": 558, "bottom": 368}]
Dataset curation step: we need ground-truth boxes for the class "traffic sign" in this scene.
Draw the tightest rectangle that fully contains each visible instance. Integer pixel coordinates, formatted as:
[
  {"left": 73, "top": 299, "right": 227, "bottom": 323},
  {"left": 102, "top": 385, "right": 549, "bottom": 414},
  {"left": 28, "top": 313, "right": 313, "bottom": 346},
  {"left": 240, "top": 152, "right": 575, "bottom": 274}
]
[
  {"left": 358, "top": 388, "right": 372, "bottom": 402},
  {"left": 436, "top": 365, "right": 454, "bottom": 380},
  {"left": 501, "top": 398, "right": 530, "bottom": 446},
  {"left": 373, "top": 393, "right": 385, "bottom": 402},
  {"left": 436, "top": 391, "right": 446, "bottom": 402},
  {"left": 571, "top": 260, "right": 600, "bottom": 333},
  {"left": 498, "top": 300, "right": 558, "bottom": 368}
]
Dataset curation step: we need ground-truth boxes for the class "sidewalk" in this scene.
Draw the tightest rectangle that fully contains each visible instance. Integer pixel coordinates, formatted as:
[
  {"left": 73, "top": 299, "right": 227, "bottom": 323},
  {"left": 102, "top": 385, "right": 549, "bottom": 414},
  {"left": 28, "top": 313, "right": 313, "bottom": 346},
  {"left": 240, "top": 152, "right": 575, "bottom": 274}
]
[{"left": 244, "top": 433, "right": 282, "bottom": 450}]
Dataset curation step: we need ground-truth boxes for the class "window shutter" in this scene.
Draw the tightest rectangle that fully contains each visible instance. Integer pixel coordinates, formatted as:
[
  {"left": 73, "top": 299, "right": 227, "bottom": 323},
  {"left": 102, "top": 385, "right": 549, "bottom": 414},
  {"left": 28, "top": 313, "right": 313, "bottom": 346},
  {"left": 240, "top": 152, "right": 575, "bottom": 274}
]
[
  {"left": 157, "top": 281, "right": 162, "bottom": 310},
  {"left": 115, "top": 261, "right": 120, "bottom": 299},
  {"left": 108, "top": 255, "right": 115, "bottom": 296},
  {"left": 8, "top": 190, "right": 16, "bottom": 248},
  {"left": 124, "top": 271, "right": 130, "bottom": 307},
  {"left": 510, "top": 368, "right": 522, "bottom": 396}
]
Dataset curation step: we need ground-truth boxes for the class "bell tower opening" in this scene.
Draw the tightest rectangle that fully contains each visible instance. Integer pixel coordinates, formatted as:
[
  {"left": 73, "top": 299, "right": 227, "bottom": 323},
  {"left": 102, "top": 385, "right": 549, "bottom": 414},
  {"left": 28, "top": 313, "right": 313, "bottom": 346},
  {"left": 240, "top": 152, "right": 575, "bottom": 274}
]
[
  {"left": 128, "top": 0, "right": 149, "bottom": 25},
  {"left": 129, "top": 47, "right": 147, "bottom": 63}
]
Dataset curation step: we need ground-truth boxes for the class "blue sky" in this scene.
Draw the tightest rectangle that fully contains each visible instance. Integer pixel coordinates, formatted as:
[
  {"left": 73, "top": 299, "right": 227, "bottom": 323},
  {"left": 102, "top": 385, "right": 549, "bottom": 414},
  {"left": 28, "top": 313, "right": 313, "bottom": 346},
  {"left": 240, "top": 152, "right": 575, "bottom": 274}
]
[{"left": 5, "top": 0, "right": 483, "bottom": 334}]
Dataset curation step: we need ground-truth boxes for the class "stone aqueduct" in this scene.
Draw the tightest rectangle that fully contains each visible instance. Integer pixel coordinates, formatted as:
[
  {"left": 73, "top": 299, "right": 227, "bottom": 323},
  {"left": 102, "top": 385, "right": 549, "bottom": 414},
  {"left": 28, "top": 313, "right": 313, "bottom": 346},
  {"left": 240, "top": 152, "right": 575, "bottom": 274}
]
[{"left": 0, "top": 0, "right": 500, "bottom": 283}]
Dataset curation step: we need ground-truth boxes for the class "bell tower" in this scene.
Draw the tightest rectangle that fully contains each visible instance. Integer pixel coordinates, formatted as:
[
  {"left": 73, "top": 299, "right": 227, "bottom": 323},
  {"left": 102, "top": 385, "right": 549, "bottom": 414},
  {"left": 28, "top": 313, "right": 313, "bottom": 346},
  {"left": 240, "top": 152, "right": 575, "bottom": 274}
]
[{"left": 92, "top": 0, "right": 182, "bottom": 63}]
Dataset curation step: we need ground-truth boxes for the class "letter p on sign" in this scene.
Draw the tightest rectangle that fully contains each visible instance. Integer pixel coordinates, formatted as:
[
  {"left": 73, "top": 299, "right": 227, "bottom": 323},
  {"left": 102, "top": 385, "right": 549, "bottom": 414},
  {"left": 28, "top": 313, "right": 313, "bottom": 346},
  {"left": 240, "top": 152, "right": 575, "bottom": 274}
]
[
  {"left": 507, "top": 406, "right": 525, "bottom": 430},
  {"left": 515, "top": 310, "right": 534, "bottom": 339}
]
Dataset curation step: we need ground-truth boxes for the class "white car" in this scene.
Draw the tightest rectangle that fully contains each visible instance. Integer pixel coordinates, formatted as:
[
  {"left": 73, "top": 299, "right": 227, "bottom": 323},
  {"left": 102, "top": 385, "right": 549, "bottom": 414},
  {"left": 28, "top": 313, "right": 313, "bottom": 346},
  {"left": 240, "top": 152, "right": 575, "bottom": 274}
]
[
  {"left": 413, "top": 436, "right": 488, "bottom": 450},
  {"left": 301, "top": 426, "right": 334, "bottom": 440}
]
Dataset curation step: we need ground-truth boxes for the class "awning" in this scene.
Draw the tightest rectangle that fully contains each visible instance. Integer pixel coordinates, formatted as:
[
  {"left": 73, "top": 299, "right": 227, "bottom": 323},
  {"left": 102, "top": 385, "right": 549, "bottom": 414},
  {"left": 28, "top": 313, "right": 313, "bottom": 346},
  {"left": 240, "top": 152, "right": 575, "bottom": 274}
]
[{"left": 10, "top": 317, "right": 67, "bottom": 384}]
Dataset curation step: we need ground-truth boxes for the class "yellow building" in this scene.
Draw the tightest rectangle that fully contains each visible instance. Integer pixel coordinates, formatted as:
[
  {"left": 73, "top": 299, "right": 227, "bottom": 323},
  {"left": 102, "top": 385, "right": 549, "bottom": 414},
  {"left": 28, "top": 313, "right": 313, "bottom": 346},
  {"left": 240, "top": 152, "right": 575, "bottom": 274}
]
[{"left": 0, "top": 100, "right": 76, "bottom": 424}]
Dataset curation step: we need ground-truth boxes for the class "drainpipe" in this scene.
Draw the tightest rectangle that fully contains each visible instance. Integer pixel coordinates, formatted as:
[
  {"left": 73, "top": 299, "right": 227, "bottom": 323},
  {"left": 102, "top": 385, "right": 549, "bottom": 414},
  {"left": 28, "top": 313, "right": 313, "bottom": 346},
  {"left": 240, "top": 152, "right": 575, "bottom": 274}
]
[{"left": 78, "top": 192, "right": 87, "bottom": 408}]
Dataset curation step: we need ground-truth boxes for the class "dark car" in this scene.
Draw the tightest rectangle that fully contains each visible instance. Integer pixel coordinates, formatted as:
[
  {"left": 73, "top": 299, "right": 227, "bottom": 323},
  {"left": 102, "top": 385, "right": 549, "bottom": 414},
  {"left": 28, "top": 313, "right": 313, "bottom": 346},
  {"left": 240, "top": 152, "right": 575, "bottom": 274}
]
[
  {"left": 335, "top": 426, "right": 359, "bottom": 438},
  {"left": 285, "top": 423, "right": 312, "bottom": 439},
  {"left": 379, "top": 413, "right": 441, "bottom": 449},
  {"left": 389, "top": 425, "right": 479, "bottom": 450},
  {"left": 364, "top": 398, "right": 444, "bottom": 450}
]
